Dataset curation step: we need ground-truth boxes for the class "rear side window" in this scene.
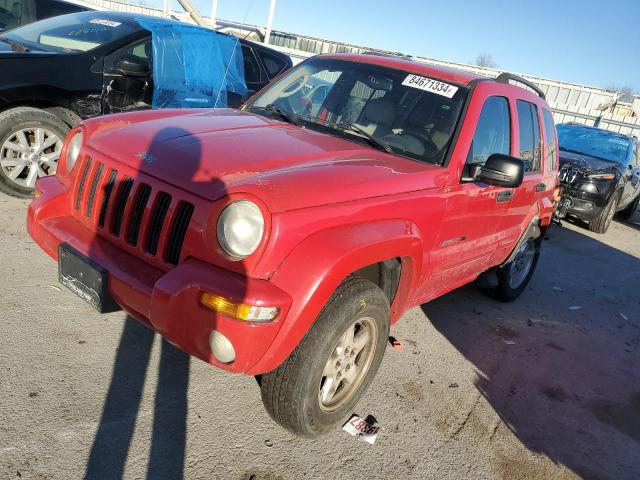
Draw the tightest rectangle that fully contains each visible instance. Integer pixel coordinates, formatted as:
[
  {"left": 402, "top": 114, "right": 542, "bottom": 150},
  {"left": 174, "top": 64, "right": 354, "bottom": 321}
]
[
  {"left": 256, "top": 50, "right": 288, "bottom": 78},
  {"left": 517, "top": 100, "right": 541, "bottom": 173},
  {"left": 466, "top": 96, "right": 511, "bottom": 166},
  {"left": 241, "top": 45, "right": 262, "bottom": 84},
  {"left": 542, "top": 109, "right": 557, "bottom": 171}
]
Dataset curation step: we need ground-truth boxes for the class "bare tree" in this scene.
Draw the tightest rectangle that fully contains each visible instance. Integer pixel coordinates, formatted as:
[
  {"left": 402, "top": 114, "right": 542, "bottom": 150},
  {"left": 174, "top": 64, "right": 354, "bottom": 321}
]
[
  {"left": 475, "top": 54, "right": 497, "bottom": 69},
  {"left": 605, "top": 84, "right": 636, "bottom": 103}
]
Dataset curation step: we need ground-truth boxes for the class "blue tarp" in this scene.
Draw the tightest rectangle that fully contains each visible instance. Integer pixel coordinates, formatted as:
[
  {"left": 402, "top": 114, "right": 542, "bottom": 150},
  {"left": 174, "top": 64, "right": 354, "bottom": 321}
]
[{"left": 137, "top": 17, "right": 247, "bottom": 109}]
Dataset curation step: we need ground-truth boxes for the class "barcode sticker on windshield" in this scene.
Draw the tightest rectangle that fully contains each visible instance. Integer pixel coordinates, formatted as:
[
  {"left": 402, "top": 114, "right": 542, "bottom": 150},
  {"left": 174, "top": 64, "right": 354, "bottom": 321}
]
[
  {"left": 402, "top": 74, "right": 458, "bottom": 98},
  {"left": 89, "top": 19, "right": 122, "bottom": 27}
]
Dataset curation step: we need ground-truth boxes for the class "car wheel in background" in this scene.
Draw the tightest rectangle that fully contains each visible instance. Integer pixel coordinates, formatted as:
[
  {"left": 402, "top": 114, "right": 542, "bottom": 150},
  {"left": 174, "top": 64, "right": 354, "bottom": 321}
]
[
  {"left": 494, "top": 237, "right": 541, "bottom": 302},
  {"left": 589, "top": 190, "right": 621, "bottom": 234},
  {"left": 617, "top": 194, "right": 639, "bottom": 220},
  {"left": 260, "top": 277, "right": 390, "bottom": 437},
  {"left": 44, "top": 107, "right": 82, "bottom": 128},
  {"left": 0, "top": 107, "right": 68, "bottom": 198}
]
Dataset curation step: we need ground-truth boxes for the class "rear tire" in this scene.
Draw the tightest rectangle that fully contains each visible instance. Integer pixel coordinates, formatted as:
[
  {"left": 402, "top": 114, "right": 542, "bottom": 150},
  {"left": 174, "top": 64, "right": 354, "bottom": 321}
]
[
  {"left": 0, "top": 107, "right": 68, "bottom": 198},
  {"left": 617, "top": 194, "right": 639, "bottom": 220},
  {"left": 260, "top": 277, "right": 390, "bottom": 438},
  {"left": 494, "top": 237, "right": 540, "bottom": 302},
  {"left": 589, "top": 190, "right": 620, "bottom": 233}
]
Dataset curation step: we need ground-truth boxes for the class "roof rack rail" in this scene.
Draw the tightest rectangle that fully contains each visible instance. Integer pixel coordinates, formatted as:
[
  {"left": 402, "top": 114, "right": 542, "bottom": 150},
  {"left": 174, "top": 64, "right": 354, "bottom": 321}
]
[
  {"left": 362, "top": 50, "right": 413, "bottom": 60},
  {"left": 495, "top": 72, "right": 545, "bottom": 100}
]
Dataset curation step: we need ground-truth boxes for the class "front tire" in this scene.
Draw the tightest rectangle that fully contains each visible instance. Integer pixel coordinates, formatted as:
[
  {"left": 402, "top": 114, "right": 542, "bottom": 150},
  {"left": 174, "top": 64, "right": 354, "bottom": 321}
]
[
  {"left": 0, "top": 107, "right": 68, "bottom": 198},
  {"left": 260, "top": 277, "right": 390, "bottom": 438},
  {"left": 589, "top": 190, "right": 620, "bottom": 233}
]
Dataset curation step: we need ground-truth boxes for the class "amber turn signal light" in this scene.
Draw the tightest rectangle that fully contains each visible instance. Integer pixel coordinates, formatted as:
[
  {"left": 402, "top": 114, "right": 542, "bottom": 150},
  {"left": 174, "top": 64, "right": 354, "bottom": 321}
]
[{"left": 200, "top": 292, "right": 279, "bottom": 322}]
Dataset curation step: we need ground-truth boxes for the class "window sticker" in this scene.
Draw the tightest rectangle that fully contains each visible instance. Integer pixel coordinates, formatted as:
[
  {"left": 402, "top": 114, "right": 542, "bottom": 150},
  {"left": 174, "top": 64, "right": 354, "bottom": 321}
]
[
  {"left": 89, "top": 19, "right": 122, "bottom": 28},
  {"left": 402, "top": 74, "right": 458, "bottom": 98}
]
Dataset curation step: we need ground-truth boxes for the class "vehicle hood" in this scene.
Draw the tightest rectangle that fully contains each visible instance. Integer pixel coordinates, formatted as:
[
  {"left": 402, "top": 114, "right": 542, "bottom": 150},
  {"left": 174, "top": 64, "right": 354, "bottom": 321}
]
[
  {"left": 559, "top": 150, "right": 621, "bottom": 173},
  {"left": 87, "top": 109, "right": 443, "bottom": 212}
]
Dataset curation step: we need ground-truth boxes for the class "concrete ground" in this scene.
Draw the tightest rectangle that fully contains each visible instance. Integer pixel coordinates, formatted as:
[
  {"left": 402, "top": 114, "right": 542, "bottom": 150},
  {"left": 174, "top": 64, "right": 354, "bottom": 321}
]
[{"left": 1, "top": 193, "right": 639, "bottom": 480}]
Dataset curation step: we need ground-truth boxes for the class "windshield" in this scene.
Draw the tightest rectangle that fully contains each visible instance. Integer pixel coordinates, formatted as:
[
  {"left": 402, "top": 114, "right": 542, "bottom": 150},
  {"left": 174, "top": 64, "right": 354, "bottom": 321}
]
[
  {"left": 245, "top": 57, "right": 468, "bottom": 165},
  {"left": 557, "top": 124, "right": 631, "bottom": 164},
  {"left": 0, "top": 13, "right": 138, "bottom": 52}
]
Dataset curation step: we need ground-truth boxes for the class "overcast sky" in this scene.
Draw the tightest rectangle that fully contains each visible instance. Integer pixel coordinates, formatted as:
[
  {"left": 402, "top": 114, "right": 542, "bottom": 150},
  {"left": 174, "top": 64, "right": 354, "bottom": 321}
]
[{"left": 158, "top": 0, "right": 640, "bottom": 93}]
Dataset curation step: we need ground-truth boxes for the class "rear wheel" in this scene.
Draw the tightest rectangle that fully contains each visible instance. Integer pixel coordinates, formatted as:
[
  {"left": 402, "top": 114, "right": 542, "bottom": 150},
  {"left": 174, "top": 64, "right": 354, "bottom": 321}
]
[
  {"left": 260, "top": 277, "right": 390, "bottom": 437},
  {"left": 589, "top": 190, "right": 620, "bottom": 233},
  {"left": 617, "top": 194, "right": 639, "bottom": 220},
  {"left": 494, "top": 237, "right": 540, "bottom": 302},
  {"left": 0, "top": 107, "right": 68, "bottom": 198}
]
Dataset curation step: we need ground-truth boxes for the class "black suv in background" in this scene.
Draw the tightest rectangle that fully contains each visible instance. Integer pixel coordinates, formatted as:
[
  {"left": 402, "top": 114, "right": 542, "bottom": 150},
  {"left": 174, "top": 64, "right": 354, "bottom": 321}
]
[
  {"left": 555, "top": 123, "right": 640, "bottom": 233},
  {"left": 0, "top": 11, "right": 292, "bottom": 197}
]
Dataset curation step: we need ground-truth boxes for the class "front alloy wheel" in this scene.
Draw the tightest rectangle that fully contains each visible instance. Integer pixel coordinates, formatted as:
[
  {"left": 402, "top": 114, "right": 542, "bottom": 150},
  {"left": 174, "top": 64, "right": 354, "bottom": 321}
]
[
  {"left": 319, "top": 316, "right": 378, "bottom": 412},
  {"left": 260, "top": 277, "right": 390, "bottom": 437},
  {"left": 1, "top": 127, "right": 62, "bottom": 189},
  {"left": 0, "top": 107, "right": 69, "bottom": 198}
]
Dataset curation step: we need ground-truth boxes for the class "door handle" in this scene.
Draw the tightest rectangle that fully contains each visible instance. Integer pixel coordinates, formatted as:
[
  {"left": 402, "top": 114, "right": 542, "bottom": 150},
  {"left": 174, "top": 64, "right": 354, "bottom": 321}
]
[
  {"left": 497, "top": 190, "right": 514, "bottom": 202},
  {"left": 535, "top": 182, "right": 546, "bottom": 192}
]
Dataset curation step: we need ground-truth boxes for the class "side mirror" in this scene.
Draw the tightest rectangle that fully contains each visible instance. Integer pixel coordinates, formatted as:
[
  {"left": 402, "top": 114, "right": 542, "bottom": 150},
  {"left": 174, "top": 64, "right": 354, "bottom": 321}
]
[
  {"left": 114, "top": 54, "right": 150, "bottom": 77},
  {"left": 475, "top": 153, "right": 524, "bottom": 188}
]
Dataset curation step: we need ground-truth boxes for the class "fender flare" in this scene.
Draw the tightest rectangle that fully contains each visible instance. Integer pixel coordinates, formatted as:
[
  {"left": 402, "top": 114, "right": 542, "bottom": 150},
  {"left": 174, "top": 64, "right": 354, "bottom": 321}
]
[
  {"left": 248, "top": 219, "right": 424, "bottom": 374},
  {"left": 500, "top": 214, "right": 541, "bottom": 267}
]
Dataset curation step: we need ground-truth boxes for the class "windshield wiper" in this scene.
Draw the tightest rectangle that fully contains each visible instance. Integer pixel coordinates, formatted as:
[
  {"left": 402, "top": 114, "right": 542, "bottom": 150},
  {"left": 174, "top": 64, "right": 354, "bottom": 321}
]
[
  {"left": 333, "top": 122, "right": 392, "bottom": 154},
  {"left": 249, "top": 104, "right": 302, "bottom": 126},
  {"left": 0, "top": 37, "right": 29, "bottom": 52}
]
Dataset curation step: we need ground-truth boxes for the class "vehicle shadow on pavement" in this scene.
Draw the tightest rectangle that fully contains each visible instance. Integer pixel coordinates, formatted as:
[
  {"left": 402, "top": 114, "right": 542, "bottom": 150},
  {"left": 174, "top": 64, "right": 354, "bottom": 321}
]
[
  {"left": 422, "top": 225, "right": 640, "bottom": 479},
  {"left": 84, "top": 317, "right": 190, "bottom": 480},
  {"left": 561, "top": 210, "right": 640, "bottom": 234},
  {"left": 82, "top": 124, "right": 239, "bottom": 479}
]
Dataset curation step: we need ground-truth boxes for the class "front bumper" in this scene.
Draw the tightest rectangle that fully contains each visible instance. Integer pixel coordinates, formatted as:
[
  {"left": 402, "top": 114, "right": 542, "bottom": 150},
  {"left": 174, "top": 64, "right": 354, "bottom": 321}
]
[
  {"left": 555, "top": 184, "right": 611, "bottom": 221},
  {"left": 28, "top": 177, "right": 292, "bottom": 374}
]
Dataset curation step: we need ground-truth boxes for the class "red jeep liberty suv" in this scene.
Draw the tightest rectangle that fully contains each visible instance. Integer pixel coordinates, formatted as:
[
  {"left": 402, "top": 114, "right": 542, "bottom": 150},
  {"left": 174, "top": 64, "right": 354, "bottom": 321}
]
[{"left": 28, "top": 54, "right": 558, "bottom": 437}]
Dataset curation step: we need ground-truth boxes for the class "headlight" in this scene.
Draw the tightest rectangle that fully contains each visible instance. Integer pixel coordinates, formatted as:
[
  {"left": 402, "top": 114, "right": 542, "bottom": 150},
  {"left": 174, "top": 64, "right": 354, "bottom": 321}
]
[
  {"left": 217, "top": 200, "right": 264, "bottom": 259},
  {"left": 65, "top": 131, "right": 83, "bottom": 171},
  {"left": 587, "top": 172, "right": 615, "bottom": 180}
]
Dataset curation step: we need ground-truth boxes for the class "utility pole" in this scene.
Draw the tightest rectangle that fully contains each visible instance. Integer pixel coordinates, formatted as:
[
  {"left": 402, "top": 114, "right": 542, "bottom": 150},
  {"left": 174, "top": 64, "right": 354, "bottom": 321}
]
[
  {"left": 175, "top": 0, "right": 208, "bottom": 27},
  {"left": 210, "top": 0, "right": 218, "bottom": 27},
  {"left": 264, "top": 0, "right": 276, "bottom": 44}
]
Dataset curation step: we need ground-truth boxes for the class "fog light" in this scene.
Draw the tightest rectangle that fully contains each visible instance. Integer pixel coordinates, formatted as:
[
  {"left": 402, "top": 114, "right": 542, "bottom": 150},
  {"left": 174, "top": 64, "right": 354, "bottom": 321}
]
[
  {"left": 209, "top": 330, "right": 236, "bottom": 363},
  {"left": 200, "top": 292, "right": 279, "bottom": 322},
  {"left": 573, "top": 199, "right": 594, "bottom": 211},
  {"left": 579, "top": 183, "right": 598, "bottom": 193}
]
